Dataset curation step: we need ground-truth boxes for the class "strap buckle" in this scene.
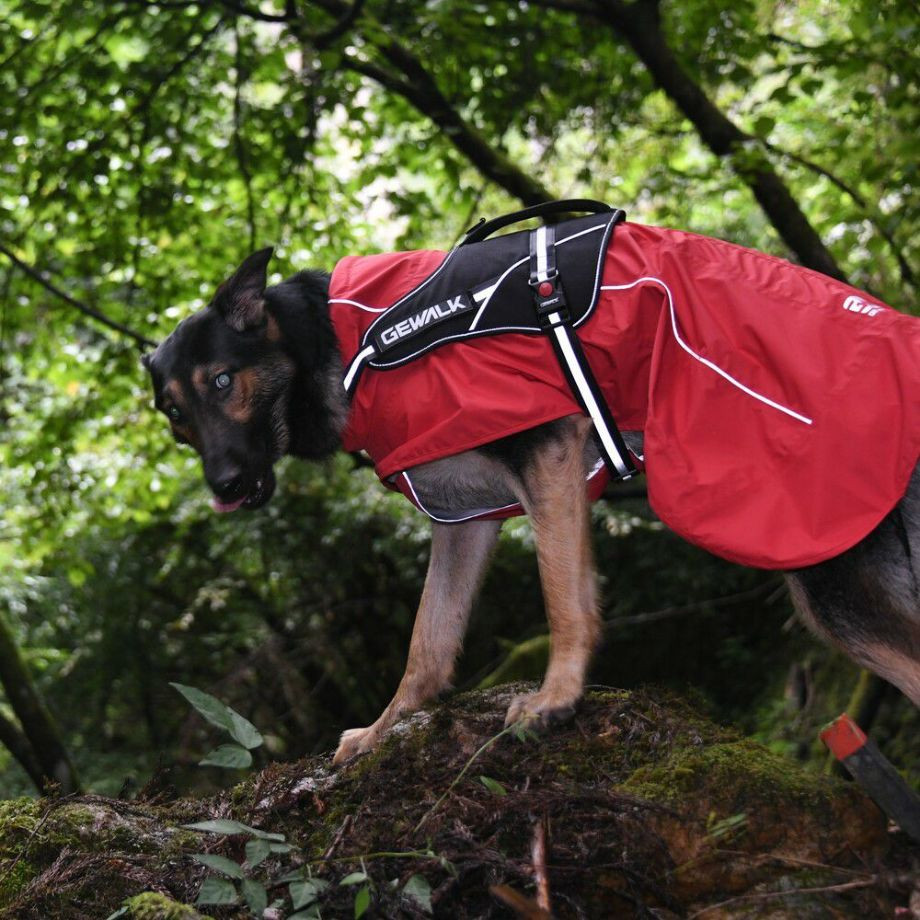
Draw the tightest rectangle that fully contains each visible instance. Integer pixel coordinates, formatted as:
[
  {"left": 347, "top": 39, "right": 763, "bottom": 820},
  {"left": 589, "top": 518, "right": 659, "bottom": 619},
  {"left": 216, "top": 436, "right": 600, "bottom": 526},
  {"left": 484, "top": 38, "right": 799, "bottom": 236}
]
[{"left": 529, "top": 270, "right": 569, "bottom": 328}]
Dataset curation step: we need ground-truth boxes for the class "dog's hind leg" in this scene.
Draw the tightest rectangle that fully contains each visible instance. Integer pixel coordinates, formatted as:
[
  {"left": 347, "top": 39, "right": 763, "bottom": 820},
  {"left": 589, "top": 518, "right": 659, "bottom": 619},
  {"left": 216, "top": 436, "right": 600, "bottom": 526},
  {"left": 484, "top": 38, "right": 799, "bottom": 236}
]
[
  {"left": 332, "top": 518, "right": 501, "bottom": 764},
  {"left": 504, "top": 416, "right": 601, "bottom": 727},
  {"left": 786, "top": 465, "right": 920, "bottom": 706}
]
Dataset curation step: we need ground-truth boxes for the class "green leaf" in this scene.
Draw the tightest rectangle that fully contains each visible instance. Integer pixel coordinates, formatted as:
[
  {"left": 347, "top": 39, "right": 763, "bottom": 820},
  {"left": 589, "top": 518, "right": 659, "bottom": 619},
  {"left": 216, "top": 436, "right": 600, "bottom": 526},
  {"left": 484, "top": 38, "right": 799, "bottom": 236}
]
[
  {"left": 242, "top": 878, "right": 268, "bottom": 916},
  {"left": 170, "top": 683, "right": 236, "bottom": 731},
  {"left": 183, "top": 819, "right": 285, "bottom": 841},
  {"left": 354, "top": 884, "right": 371, "bottom": 918},
  {"left": 288, "top": 909, "right": 322, "bottom": 920},
  {"left": 478, "top": 775, "right": 507, "bottom": 796},
  {"left": 511, "top": 723, "right": 539, "bottom": 744},
  {"left": 753, "top": 115, "right": 775, "bottom": 137},
  {"left": 403, "top": 874, "right": 432, "bottom": 913},
  {"left": 245, "top": 837, "right": 272, "bottom": 870},
  {"left": 276, "top": 868, "right": 305, "bottom": 884},
  {"left": 191, "top": 852, "right": 245, "bottom": 878},
  {"left": 170, "top": 683, "right": 263, "bottom": 749},
  {"left": 290, "top": 878, "right": 329, "bottom": 908},
  {"left": 340, "top": 871, "right": 369, "bottom": 886},
  {"left": 199, "top": 744, "right": 252, "bottom": 769},
  {"left": 104, "top": 909, "right": 129, "bottom": 920},
  {"left": 228, "top": 709, "right": 264, "bottom": 750},
  {"left": 196, "top": 876, "right": 238, "bottom": 905}
]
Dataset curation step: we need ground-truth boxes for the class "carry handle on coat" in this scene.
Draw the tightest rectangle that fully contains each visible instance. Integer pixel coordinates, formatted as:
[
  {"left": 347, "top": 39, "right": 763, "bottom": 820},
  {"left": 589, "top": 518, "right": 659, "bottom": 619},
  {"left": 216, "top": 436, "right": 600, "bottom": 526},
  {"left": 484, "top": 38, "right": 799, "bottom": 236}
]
[{"left": 460, "top": 199, "right": 618, "bottom": 246}]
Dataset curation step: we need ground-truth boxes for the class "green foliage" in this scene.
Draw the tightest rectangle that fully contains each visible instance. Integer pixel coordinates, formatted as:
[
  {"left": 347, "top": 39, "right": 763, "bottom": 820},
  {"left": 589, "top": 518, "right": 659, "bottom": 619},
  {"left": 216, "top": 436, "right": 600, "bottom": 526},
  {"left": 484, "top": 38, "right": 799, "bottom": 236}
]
[
  {"left": 171, "top": 683, "right": 262, "bottom": 768},
  {"left": 402, "top": 874, "right": 433, "bottom": 913},
  {"left": 478, "top": 775, "right": 507, "bottom": 796}
]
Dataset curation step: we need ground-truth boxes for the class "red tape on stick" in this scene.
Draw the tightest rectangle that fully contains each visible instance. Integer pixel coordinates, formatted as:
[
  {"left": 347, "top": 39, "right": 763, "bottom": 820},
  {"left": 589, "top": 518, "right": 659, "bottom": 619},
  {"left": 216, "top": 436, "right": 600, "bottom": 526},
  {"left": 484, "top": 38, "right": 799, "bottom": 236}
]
[{"left": 820, "top": 713, "right": 867, "bottom": 760}]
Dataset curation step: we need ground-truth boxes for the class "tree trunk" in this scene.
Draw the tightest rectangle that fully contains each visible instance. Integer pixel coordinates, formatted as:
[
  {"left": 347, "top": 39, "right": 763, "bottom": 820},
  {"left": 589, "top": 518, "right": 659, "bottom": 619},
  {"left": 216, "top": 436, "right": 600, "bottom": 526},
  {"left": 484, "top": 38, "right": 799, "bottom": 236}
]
[{"left": 0, "top": 606, "right": 80, "bottom": 794}]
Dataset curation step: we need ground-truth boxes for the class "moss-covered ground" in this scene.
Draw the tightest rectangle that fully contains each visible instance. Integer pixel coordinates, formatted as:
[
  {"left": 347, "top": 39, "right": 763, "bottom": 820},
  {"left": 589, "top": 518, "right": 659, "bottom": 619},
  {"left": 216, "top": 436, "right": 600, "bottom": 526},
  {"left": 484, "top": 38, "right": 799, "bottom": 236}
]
[{"left": 0, "top": 685, "right": 915, "bottom": 918}]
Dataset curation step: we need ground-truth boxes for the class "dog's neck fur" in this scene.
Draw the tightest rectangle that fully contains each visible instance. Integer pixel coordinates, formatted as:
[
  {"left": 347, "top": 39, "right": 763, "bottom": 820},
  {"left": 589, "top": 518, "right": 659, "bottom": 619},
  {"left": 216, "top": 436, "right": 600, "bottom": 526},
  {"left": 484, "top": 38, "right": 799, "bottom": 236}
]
[{"left": 265, "top": 269, "right": 348, "bottom": 461}]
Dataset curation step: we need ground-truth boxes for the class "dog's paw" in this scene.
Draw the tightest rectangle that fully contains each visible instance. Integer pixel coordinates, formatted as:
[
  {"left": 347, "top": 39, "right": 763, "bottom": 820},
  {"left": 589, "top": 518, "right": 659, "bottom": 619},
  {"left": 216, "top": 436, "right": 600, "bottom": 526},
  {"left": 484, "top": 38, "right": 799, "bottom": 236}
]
[
  {"left": 504, "top": 690, "right": 577, "bottom": 730},
  {"left": 332, "top": 725, "right": 380, "bottom": 766}
]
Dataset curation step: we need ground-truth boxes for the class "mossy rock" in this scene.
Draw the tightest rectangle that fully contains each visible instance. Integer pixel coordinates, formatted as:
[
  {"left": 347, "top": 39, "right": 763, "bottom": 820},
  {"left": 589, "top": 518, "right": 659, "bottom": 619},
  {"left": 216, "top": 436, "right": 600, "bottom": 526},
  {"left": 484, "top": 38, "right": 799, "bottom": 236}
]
[
  {"left": 0, "top": 685, "right": 910, "bottom": 918},
  {"left": 124, "top": 892, "right": 211, "bottom": 920}
]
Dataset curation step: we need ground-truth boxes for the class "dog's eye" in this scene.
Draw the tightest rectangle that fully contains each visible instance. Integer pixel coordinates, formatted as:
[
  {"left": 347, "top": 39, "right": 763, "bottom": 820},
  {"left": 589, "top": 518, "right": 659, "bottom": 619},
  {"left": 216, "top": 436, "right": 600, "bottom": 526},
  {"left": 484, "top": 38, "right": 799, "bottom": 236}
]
[
  {"left": 215, "top": 372, "right": 232, "bottom": 390},
  {"left": 167, "top": 406, "right": 182, "bottom": 422}
]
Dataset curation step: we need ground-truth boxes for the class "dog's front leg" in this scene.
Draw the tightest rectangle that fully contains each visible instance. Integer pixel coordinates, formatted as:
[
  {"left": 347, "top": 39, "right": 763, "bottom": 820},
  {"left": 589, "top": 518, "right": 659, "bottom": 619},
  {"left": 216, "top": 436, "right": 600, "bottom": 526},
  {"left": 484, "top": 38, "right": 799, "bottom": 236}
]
[
  {"left": 506, "top": 420, "right": 600, "bottom": 727},
  {"left": 333, "top": 517, "right": 501, "bottom": 765}
]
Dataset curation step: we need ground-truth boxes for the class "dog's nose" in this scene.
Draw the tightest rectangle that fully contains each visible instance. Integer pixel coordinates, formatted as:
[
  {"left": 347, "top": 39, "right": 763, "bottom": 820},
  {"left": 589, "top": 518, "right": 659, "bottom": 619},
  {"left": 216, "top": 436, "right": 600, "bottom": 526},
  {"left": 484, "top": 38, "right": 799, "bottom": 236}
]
[{"left": 208, "top": 467, "right": 246, "bottom": 500}]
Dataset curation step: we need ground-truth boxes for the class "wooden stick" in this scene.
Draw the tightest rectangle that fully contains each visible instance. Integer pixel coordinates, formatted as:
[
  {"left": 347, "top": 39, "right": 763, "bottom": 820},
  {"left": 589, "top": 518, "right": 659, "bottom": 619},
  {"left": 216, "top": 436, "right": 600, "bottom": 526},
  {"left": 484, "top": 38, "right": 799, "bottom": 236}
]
[
  {"left": 531, "top": 815, "right": 551, "bottom": 913},
  {"left": 489, "top": 884, "right": 553, "bottom": 919}
]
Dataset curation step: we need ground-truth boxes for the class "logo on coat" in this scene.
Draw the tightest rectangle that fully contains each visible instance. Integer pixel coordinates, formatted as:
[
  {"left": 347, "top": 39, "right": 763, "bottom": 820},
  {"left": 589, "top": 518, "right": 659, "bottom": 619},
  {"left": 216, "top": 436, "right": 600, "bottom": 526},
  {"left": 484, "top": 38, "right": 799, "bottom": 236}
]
[{"left": 376, "top": 293, "right": 475, "bottom": 350}]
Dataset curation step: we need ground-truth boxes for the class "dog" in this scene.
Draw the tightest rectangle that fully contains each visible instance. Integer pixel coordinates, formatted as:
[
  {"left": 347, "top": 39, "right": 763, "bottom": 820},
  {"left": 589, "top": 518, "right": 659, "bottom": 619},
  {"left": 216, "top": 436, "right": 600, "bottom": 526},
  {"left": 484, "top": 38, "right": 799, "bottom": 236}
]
[{"left": 144, "top": 216, "right": 920, "bottom": 766}]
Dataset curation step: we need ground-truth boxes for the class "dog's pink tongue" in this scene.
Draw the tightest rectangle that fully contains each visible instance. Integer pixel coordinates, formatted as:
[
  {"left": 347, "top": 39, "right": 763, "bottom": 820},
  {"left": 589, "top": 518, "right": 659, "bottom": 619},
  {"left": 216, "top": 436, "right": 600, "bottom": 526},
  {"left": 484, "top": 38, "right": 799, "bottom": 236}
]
[{"left": 211, "top": 495, "right": 247, "bottom": 513}]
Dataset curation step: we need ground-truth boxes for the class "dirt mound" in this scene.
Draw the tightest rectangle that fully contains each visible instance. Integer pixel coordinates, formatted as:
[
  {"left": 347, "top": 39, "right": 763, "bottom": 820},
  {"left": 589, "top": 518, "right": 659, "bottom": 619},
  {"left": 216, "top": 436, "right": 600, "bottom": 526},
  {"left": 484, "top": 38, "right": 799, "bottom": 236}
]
[{"left": 0, "top": 685, "right": 915, "bottom": 918}]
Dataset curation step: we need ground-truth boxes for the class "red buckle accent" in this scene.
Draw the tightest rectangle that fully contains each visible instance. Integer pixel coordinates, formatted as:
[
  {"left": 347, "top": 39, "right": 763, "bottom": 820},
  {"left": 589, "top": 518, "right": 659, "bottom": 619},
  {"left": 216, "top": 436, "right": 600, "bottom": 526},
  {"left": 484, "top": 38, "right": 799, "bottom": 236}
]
[{"left": 538, "top": 281, "right": 553, "bottom": 297}]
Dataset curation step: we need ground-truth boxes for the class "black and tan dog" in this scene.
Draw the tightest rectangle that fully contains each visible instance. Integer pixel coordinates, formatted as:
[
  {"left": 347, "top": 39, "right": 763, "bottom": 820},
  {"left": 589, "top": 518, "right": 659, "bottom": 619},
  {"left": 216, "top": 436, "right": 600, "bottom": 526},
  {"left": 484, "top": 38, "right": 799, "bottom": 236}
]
[{"left": 144, "top": 246, "right": 920, "bottom": 765}]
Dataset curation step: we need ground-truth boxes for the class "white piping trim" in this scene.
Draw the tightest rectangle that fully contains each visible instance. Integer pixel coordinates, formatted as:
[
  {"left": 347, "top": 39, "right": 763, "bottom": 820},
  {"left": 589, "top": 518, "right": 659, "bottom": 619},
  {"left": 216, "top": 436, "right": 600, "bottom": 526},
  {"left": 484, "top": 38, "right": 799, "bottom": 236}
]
[
  {"left": 401, "top": 472, "right": 521, "bottom": 523},
  {"left": 467, "top": 256, "right": 528, "bottom": 331},
  {"left": 346, "top": 220, "right": 612, "bottom": 384},
  {"left": 328, "top": 297, "right": 389, "bottom": 313},
  {"left": 401, "top": 456, "right": 608, "bottom": 523},
  {"left": 468, "top": 222, "right": 607, "bottom": 331},
  {"left": 360, "top": 247, "right": 461, "bottom": 339},
  {"left": 600, "top": 278, "right": 813, "bottom": 425},
  {"left": 343, "top": 344, "right": 375, "bottom": 391},
  {"left": 557, "top": 223, "right": 607, "bottom": 247}
]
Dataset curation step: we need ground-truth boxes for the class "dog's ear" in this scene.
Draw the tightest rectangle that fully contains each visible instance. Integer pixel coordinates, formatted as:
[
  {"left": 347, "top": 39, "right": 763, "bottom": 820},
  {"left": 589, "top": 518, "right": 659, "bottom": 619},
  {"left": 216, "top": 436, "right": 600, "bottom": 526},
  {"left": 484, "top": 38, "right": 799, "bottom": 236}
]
[{"left": 212, "top": 247, "right": 274, "bottom": 332}]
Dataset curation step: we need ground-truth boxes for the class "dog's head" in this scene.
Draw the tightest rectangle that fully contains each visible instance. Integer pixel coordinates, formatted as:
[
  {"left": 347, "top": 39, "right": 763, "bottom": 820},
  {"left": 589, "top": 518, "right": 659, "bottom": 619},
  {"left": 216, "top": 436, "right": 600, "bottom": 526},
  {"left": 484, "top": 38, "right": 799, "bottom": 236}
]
[{"left": 143, "top": 247, "right": 303, "bottom": 512}]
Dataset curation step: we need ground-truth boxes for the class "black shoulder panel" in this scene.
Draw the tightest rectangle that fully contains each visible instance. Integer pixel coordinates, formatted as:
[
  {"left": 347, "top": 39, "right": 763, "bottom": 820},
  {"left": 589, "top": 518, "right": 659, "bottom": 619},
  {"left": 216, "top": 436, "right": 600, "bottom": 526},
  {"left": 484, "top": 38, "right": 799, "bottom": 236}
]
[{"left": 359, "top": 212, "right": 619, "bottom": 371}]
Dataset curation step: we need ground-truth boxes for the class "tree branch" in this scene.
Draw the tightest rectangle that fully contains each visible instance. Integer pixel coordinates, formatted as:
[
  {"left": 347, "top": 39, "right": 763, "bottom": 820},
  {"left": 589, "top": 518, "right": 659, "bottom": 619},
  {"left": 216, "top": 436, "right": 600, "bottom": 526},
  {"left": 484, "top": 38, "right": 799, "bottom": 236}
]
[
  {"left": 0, "top": 242, "right": 156, "bottom": 349},
  {"left": 217, "top": 0, "right": 291, "bottom": 22},
  {"left": 605, "top": 579, "right": 783, "bottom": 630},
  {"left": 298, "top": 0, "right": 555, "bottom": 206},
  {"left": 764, "top": 142, "right": 916, "bottom": 288},
  {"left": 233, "top": 24, "right": 257, "bottom": 252},
  {"left": 344, "top": 54, "right": 554, "bottom": 206},
  {"left": 521, "top": 0, "right": 848, "bottom": 280},
  {"left": 313, "top": 0, "right": 366, "bottom": 50}
]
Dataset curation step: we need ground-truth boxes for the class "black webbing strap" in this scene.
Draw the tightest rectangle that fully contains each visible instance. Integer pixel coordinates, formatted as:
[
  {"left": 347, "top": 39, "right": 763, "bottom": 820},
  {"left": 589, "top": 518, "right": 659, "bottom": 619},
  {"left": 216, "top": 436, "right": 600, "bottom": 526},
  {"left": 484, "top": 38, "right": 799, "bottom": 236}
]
[{"left": 528, "top": 225, "right": 638, "bottom": 480}]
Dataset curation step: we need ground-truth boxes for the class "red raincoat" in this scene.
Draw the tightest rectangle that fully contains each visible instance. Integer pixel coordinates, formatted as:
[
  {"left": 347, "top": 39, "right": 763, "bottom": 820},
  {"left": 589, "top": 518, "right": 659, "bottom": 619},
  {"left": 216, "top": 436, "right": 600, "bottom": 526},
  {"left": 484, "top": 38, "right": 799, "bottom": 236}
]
[{"left": 330, "top": 221, "right": 920, "bottom": 569}]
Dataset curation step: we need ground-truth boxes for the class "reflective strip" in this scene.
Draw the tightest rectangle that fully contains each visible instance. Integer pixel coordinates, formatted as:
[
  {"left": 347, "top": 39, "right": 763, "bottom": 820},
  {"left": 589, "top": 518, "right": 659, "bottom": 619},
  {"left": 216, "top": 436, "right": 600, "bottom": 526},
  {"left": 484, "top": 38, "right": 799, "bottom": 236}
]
[
  {"left": 549, "top": 317, "right": 633, "bottom": 477},
  {"left": 343, "top": 344, "right": 376, "bottom": 392},
  {"left": 532, "top": 230, "right": 635, "bottom": 478}
]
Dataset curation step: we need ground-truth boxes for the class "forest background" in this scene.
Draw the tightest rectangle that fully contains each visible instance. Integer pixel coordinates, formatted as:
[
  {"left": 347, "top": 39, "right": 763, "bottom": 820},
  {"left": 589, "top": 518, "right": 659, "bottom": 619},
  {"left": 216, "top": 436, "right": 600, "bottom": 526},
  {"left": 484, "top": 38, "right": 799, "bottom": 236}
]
[{"left": 0, "top": 0, "right": 917, "bottom": 799}]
